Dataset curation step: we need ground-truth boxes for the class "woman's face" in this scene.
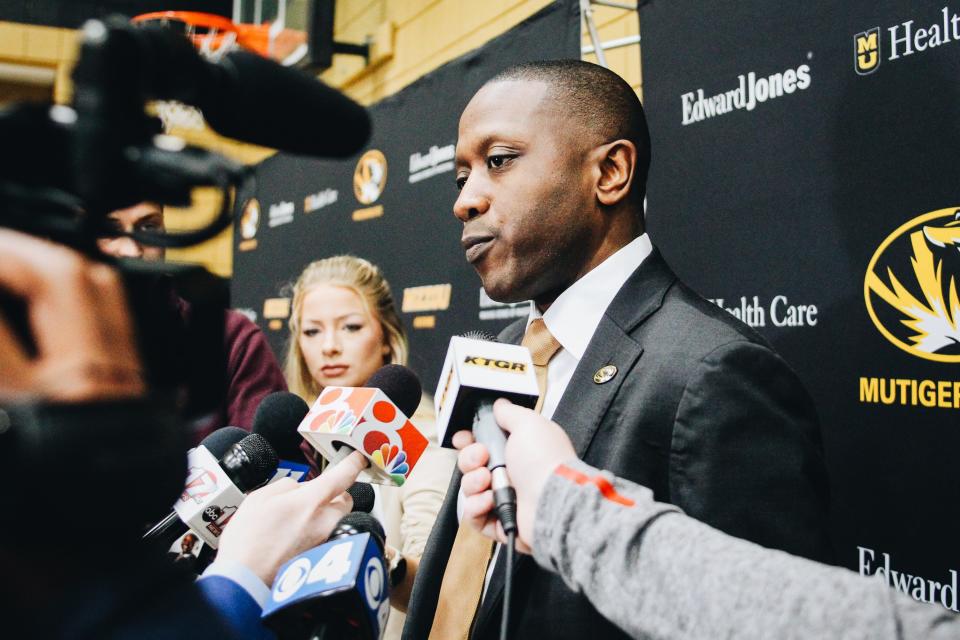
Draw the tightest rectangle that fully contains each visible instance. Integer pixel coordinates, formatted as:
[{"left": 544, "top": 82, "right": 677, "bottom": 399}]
[{"left": 297, "top": 284, "right": 390, "bottom": 390}]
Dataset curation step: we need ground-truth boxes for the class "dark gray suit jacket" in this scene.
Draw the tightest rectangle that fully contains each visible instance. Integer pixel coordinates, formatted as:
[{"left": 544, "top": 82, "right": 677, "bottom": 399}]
[{"left": 403, "top": 250, "right": 832, "bottom": 640}]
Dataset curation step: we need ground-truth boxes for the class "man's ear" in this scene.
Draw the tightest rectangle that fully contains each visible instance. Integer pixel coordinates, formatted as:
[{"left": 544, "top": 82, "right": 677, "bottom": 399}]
[{"left": 594, "top": 139, "right": 637, "bottom": 207}]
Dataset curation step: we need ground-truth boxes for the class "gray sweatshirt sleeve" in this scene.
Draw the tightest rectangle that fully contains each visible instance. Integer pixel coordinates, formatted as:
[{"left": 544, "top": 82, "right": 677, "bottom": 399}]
[{"left": 531, "top": 459, "right": 959, "bottom": 640}]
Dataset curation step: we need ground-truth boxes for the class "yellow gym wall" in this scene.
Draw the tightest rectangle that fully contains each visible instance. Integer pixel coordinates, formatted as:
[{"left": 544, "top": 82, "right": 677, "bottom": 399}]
[{"left": 0, "top": 1, "right": 641, "bottom": 278}]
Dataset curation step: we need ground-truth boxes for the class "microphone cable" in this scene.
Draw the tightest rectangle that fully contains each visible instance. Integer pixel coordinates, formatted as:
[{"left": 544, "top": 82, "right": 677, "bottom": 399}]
[{"left": 501, "top": 530, "right": 516, "bottom": 640}]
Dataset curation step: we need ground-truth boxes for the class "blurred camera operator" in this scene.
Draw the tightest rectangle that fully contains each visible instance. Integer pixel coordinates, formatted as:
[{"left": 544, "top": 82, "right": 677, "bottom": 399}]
[
  {"left": 95, "top": 200, "right": 288, "bottom": 443},
  {"left": 453, "top": 399, "right": 960, "bottom": 640},
  {"left": 0, "top": 228, "right": 365, "bottom": 638}
]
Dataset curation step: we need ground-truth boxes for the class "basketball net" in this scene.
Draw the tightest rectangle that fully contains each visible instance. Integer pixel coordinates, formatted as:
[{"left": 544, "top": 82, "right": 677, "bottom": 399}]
[{"left": 132, "top": 13, "right": 242, "bottom": 132}]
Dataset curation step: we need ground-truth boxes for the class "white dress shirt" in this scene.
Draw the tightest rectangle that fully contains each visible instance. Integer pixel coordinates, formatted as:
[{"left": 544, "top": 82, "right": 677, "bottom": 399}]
[
  {"left": 528, "top": 232, "right": 653, "bottom": 420},
  {"left": 471, "top": 233, "right": 654, "bottom": 600}
]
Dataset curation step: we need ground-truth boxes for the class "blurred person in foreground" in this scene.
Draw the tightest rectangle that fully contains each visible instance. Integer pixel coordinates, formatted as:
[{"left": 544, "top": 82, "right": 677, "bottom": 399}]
[
  {"left": 0, "top": 228, "right": 366, "bottom": 638},
  {"left": 453, "top": 399, "right": 959, "bottom": 640},
  {"left": 284, "top": 255, "right": 455, "bottom": 639},
  {"left": 96, "top": 200, "right": 287, "bottom": 442}
]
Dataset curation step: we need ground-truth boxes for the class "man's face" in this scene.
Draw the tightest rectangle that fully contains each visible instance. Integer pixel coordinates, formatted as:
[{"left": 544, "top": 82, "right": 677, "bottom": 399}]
[
  {"left": 96, "top": 202, "right": 166, "bottom": 261},
  {"left": 454, "top": 80, "right": 601, "bottom": 305}
]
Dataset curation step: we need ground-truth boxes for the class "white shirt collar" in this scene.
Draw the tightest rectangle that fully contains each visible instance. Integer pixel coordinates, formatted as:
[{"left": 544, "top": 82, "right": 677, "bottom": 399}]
[{"left": 527, "top": 233, "right": 653, "bottom": 360}]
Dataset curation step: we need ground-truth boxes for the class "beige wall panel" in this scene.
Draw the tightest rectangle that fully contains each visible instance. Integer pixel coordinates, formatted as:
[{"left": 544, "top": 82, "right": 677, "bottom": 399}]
[
  {"left": 0, "top": 22, "right": 26, "bottom": 59},
  {"left": 337, "top": 0, "right": 383, "bottom": 32},
  {"left": 387, "top": 0, "right": 439, "bottom": 27},
  {"left": 23, "top": 25, "right": 63, "bottom": 64}
]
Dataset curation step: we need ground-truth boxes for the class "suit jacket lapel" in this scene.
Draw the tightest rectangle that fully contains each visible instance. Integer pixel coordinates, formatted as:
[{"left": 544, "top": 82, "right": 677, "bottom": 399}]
[
  {"left": 552, "top": 249, "right": 675, "bottom": 457},
  {"left": 473, "top": 250, "right": 676, "bottom": 637}
]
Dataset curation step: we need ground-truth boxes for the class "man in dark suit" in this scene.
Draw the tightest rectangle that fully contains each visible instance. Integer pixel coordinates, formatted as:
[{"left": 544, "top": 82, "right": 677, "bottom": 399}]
[{"left": 403, "top": 60, "right": 832, "bottom": 640}]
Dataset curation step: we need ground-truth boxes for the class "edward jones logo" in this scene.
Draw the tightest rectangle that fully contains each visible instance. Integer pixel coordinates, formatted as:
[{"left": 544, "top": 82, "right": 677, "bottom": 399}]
[
  {"left": 353, "top": 150, "right": 387, "bottom": 221},
  {"left": 854, "top": 28, "right": 880, "bottom": 74},
  {"left": 680, "top": 62, "right": 811, "bottom": 126},
  {"left": 865, "top": 207, "right": 960, "bottom": 362}
]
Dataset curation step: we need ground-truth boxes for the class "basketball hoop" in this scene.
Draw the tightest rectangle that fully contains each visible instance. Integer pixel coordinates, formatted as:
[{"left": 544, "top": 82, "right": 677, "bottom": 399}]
[{"left": 132, "top": 11, "right": 270, "bottom": 132}]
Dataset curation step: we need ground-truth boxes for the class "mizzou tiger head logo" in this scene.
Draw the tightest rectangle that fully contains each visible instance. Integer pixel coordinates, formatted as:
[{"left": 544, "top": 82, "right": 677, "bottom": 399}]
[
  {"left": 354, "top": 150, "right": 388, "bottom": 205},
  {"left": 865, "top": 207, "right": 960, "bottom": 362}
]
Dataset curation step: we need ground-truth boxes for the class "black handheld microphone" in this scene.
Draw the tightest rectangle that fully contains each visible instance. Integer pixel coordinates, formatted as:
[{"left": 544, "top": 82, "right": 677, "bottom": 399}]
[
  {"left": 199, "top": 426, "right": 249, "bottom": 458},
  {"left": 143, "top": 432, "right": 278, "bottom": 549},
  {"left": 253, "top": 391, "right": 314, "bottom": 483},
  {"left": 253, "top": 392, "right": 310, "bottom": 462},
  {"left": 347, "top": 481, "right": 376, "bottom": 514}
]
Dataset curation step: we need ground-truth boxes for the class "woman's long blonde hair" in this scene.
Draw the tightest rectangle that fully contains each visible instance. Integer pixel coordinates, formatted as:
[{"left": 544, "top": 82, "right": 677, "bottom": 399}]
[{"left": 284, "top": 255, "right": 408, "bottom": 403}]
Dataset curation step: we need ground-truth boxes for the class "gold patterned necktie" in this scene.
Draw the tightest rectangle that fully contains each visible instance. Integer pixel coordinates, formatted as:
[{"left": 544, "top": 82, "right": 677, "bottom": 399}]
[
  {"left": 428, "top": 319, "right": 563, "bottom": 639},
  {"left": 522, "top": 318, "right": 563, "bottom": 412}
]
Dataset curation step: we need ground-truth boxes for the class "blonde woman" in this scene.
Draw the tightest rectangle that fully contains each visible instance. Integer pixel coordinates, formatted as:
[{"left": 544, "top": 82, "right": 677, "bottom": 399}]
[{"left": 284, "top": 255, "right": 455, "bottom": 639}]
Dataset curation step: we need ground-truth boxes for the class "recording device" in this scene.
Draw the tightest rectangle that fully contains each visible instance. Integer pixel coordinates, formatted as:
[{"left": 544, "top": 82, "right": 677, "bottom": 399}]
[
  {"left": 263, "top": 512, "right": 390, "bottom": 640},
  {"left": 198, "top": 426, "right": 250, "bottom": 458},
  {"left": 299, "top": 365, "right": 430, "bottom": 486},
  {"left": 434, "top": 334, "right": 538, "bottom": 530},
  {"left": 144, "top": 432, "right": 278, "bottom": 549},
  {"left": 0, "top": 16, "right": 371, "bottom": 423},
  {"left": 253, "top": 391, "right": 313, "bottom": 483},
  {"left": 436, "top": 330, "right": 536, "bottom": 529},
  {"left": 347, "top": 481, "right": 376, "bottom": 514},
  {"left": 250, "top": 391, "right": 378, "bottom": 508},
  {"left": 435, "top": 335, "right": 539, "bottom": 448},
  {"left": 436, "top": 334, "right": 539, "bottom": 639}
]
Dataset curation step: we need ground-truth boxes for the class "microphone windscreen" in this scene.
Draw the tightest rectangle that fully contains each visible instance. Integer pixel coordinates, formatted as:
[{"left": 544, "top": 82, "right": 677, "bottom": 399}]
[
  {"left": 207, "top": 51, "right": 371, "bottom": 158},
  {"left": 347, "top": 482, "right": 375, "bottom": 514},
  {"left": 233, "top": 433, "right": 280, "bottom": 490},
  {"left": 333, "top": 511, "right": 386, "bottom": 546},
  {"left": 253, "top": 391, "right": 310, "bottom": 462},
  {"left": 364, "top": 364, "right": 422, "bottom": 417},
  {"left": 199, "top": 426, "right": 248, "bottom": 458},
  {"left": 461, "top": 330, "right": 498, "bottom": 342}
]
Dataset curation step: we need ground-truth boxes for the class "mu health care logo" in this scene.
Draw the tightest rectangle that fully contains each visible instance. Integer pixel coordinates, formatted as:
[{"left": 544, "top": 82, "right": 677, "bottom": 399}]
[
  {"left": 855, "top": 7, "right": 960, "bottom": 75},
  {"left": 855, "top": 28, "right": 881, "bottom": 75},
  {"left": 865, "top": 207, "right": 960, "bottom": 362}
]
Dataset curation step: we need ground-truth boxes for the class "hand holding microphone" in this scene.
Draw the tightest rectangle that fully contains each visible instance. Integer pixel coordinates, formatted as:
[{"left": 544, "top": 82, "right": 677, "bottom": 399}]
[
  {"left": 455, "top": 399, "right": 577, "bottom": 554},
  {"left": 143, "top": 428, "right": 279, "bottom": 549},
  {"left": 299, "top": 364, "right": 429, "bottom": 486},
  {"left": 434, "top": 334, "right": 539, "bottom": 535},
  {"left": 262, "top": 509, "right": 392, "bottom": 640},
  {"left": 216, "top": 450, "right": 368, "bottom": 585}
]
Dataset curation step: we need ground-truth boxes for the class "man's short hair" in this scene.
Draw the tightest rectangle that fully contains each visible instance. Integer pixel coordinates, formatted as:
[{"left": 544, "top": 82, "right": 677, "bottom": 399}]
[{"left": 487, "top": 59, "right": 651, "bottom": 201}]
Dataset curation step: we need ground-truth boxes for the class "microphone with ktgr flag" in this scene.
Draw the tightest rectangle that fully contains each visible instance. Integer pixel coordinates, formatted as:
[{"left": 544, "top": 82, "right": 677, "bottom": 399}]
[
  {"left": 434, "top": 334, "right": 539, "bottom": 640},
  {"left": 262, "top": 512, "right": 391, "bottom": 639},
  {"left": 434, "top": 334, "right": 539, "bottom": 448},
  {"left": 298, "top": 364, "right": 429, "bottom": 486},
  {"left": 434, "top": 333, "right": 538, "bottom": 530}
]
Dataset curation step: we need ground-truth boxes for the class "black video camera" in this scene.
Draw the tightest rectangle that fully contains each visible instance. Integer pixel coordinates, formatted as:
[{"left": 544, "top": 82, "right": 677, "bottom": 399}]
[{"left": 0, "top": 17, "right": 257, "bottom": 420}]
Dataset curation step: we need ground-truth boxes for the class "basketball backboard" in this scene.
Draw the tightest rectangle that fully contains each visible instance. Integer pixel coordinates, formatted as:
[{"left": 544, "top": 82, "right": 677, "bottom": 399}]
[{"left": 233, "top": 0, "right": 331, "bottom": 69}]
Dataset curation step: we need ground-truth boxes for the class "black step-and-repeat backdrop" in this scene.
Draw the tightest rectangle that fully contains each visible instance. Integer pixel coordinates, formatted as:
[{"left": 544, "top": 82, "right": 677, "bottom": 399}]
[
  {"left": 231, "top": 1, "right": 579, "bottom": 388},
  {"left": 640, "top": 0, "right": 959, "bottom": 609}
]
